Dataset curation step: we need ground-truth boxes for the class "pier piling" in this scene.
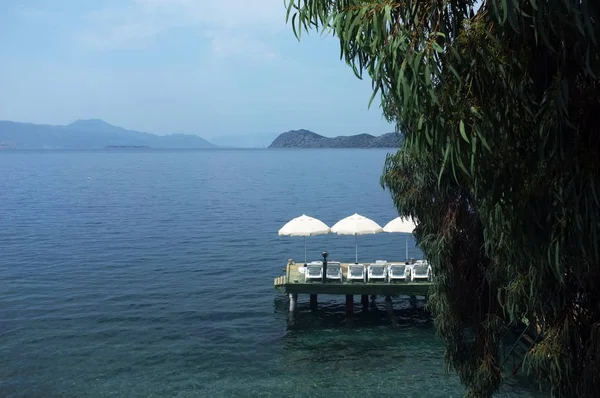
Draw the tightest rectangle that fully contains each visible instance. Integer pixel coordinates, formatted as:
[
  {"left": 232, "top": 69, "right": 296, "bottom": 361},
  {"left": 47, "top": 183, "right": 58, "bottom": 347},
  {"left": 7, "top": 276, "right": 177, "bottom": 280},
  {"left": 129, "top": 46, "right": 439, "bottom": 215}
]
[
  {"left": 345, "top": 295, "right": 353, "bottom": 314},
  {"left": 310, "top": 294, "right": 318, "bottom": 310},
  {"left": 385, "top": 295, "right": 398, "bottom": 325},
  {"left": 385, "top": 295, "right": 393, "bottom": 315},
  {"left": 289, "top": 293, "right": 298, "bottom": 312},
  {"left": 409, "top": 295, "right": 417, "bottom": 308},
  {"left": 361, "top": 294, "right": 369, "bottom": 311}
]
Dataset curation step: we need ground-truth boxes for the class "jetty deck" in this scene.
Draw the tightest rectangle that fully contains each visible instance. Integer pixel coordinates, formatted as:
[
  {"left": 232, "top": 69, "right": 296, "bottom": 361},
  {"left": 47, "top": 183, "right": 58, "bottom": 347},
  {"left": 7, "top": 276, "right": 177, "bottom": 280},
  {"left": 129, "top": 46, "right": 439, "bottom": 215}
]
[{"left": 274, "top": 262, "right": 432, "bottom": 296}]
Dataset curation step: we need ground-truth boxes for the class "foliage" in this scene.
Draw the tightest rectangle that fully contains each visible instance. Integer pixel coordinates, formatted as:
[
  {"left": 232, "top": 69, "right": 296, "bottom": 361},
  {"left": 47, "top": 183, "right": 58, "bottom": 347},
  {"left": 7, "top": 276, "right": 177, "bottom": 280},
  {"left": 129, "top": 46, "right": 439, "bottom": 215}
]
[{"left": 285, "top": 1, "right": 600, "bottom": 396}]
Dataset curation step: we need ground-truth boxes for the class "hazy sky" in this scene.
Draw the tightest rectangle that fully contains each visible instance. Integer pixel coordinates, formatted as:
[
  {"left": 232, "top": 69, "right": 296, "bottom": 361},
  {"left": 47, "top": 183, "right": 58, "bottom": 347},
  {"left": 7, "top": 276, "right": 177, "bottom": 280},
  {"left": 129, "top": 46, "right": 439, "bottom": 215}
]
[{"left": 0, "top": 1, "right": 394, "bottom": 137}]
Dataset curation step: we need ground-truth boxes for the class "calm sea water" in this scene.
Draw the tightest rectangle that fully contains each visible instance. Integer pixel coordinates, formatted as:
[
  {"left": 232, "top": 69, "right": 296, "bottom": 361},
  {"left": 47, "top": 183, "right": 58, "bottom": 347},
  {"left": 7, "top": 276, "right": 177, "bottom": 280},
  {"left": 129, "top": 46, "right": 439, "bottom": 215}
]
[{"left": 0, "top": 149, "right": 542, "bottom": 397}]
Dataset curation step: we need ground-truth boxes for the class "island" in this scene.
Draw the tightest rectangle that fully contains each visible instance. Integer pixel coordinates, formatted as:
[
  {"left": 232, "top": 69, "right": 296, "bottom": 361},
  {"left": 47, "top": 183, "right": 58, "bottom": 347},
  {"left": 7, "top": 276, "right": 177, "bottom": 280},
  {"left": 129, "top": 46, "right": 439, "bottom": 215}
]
[
  {"left": 0, "top": 119, "right": 216, "bottom": 149},
  {"left": 268, "top": 129, "right": 402, "bottom": 148}
]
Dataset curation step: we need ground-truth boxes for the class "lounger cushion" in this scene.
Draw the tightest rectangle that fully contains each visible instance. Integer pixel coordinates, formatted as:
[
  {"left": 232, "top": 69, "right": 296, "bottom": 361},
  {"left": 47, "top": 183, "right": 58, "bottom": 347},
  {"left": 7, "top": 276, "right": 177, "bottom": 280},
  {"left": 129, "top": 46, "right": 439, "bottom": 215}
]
[{"left": 413, "top": 265, "right": 429, "bottom": 276}]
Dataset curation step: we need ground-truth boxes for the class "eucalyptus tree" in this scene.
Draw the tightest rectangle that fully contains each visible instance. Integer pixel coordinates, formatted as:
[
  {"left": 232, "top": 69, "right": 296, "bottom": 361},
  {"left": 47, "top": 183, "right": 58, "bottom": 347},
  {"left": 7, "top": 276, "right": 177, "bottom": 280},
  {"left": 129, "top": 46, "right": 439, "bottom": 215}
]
[{"left": 285, "top": 1, "right": 600, "bottom": 396}]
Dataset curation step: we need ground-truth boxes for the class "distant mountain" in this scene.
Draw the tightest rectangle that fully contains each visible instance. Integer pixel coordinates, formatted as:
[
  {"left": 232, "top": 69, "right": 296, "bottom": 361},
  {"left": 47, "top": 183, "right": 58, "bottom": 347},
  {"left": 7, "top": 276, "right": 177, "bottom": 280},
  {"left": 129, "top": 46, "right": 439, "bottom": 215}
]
[
  {"left": 0, "top": 119, "right": 216, "bottom": 149},
  {"left": 208, "top": 132, "right": 280, "bottom": 148},
  {"left": 268, "top": 129, "right": 402, "bottom": 148}
]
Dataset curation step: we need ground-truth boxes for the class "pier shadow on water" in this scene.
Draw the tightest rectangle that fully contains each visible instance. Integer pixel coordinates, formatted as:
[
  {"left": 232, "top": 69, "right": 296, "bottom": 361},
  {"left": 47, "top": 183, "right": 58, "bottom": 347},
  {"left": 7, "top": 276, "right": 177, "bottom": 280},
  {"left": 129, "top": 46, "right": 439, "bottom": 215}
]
[
  {"left": 271, "top": 295, "right": 545, "bottom": 398},
  {"left": 275, "top": 294, "right": 430, "bottom": 330}
]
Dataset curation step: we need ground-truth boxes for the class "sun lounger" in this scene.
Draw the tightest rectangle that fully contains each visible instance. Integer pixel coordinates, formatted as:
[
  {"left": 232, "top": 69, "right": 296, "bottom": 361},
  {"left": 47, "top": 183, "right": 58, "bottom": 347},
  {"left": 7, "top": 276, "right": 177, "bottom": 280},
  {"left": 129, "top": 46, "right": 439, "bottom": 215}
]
[
  {"left": 309, "top": 260, "right": 340, "bottom": 267},
  {"left": 347, "top": 263, "right": 366, "bottom": 282},
  {"left": 387, "top": 263, "right": 409, "bottom": 282},
  {"left": 368, "top": 263, "right": 387, "bottom": 282},
  {"left": 305, "top": 264, "right": 323, "bottom": 282},
  {"left": 326, "top": 263, "right": 343, "bottom": 282},
  {"left": 411, "top": 262, "right": 432, "bottom": 282}
]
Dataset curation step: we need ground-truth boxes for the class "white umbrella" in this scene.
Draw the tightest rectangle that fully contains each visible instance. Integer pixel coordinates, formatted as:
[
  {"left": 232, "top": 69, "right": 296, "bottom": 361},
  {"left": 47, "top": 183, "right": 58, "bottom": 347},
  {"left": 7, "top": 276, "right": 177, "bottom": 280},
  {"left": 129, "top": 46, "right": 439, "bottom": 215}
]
[
  {"left": 278, "top": 214, "right": 330, "bottom": 264},
  {"left": 330, "top": 213, "right": 382, "bottom": 263},
  {"left": 383, "top": 216, "right": 417, "bottom": 261}
]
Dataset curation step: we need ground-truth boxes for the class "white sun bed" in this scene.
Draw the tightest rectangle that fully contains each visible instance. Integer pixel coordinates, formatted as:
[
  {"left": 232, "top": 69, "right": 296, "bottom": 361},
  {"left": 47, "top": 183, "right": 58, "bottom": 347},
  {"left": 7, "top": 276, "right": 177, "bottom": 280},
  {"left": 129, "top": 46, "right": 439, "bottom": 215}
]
[
  {"left": 309, "top": 260, "right": 340, "bottom": 267},
  {"left": 347, "top": 263, "right": 366, "bottom": 282},
  {"left": 411, "top": 262, "right": 432, "bottom": 282},
  {"left": 325, "top": 263, "right": 343, "bottom": 282},
  {"left": 368, "top": 263, "right": 387, "bottom": 282},
  {"left": 305, "top": 264, "right": 323, "bottom": 282},
  {"left": 387, "top": 263, "right": 410, "bottom": 282}
]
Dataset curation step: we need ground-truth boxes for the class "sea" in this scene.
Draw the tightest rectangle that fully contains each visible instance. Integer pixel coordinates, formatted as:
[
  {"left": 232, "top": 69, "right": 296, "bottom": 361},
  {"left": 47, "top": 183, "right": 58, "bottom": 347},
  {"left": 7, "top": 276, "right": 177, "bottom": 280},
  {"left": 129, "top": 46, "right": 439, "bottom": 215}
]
[{"left": 0, "top": 149, "right": 544, "bottom": 397}]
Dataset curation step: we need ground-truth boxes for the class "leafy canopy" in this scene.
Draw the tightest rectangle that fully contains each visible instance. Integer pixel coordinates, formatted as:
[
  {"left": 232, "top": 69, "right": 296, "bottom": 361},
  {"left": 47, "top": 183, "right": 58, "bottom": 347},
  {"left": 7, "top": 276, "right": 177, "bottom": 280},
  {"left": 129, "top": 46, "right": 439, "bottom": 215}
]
[{"left": 285, "top": 1, "right": 600, "bottom": 397}]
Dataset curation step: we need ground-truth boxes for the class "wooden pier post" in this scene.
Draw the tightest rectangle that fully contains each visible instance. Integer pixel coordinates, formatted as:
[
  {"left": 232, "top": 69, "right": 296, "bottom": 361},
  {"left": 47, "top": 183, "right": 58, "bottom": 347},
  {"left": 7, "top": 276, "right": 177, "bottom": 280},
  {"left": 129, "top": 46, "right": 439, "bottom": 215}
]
[
  {"left": 289, "top": 293, "right": 298, "bottom": 312},
  {"left": 409, "top": 295, "right": 417, "bottom": 308},
  {"left": 345, "top": 295, "right": 354, "bottom": 314},
  {"left": 310, "top": 294, "right": 318, "bottom": 310},
  {"left": 386, "top": 295, "right": 398, "bottom": 325},
  {"left": 361, "top": 294, "right": 369, "bottom": 311},
  {"left": 385, "top": 295, "right": 393, "bottom": 315}
]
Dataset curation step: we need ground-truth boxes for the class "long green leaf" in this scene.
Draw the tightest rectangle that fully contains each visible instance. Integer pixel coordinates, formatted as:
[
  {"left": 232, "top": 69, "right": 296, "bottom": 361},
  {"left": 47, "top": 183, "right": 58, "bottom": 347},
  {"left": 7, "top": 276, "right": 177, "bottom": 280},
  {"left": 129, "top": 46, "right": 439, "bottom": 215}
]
[
  {"left": 459, "top": 120, "right": 469, "bottom": 144},
  {"left": 438, "top": 142, "right": 451, "bottom": 187}
]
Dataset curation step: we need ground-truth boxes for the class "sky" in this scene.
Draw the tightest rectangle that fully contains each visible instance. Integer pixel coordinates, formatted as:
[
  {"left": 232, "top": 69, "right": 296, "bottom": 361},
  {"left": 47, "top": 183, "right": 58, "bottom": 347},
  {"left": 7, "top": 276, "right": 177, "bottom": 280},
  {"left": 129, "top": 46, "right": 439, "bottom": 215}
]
[{"left": 0, "top": 0, "right": 394, "bottom": 137}]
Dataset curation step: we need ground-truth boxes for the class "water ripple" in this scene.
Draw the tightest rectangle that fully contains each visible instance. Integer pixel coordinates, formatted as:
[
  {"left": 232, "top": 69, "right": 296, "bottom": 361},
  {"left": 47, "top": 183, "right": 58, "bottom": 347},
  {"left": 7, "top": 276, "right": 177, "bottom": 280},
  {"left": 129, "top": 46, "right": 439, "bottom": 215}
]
[{"left": 0, "top": 149, "right": 541, "bottom": 397}]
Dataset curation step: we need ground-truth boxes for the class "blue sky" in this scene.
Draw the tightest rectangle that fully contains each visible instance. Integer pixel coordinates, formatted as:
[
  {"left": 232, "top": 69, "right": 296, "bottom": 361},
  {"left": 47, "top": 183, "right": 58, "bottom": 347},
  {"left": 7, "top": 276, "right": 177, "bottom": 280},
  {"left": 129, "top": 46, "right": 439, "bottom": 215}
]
[{"left": 0, "top": 0, "right": 393, "bottom": 137}]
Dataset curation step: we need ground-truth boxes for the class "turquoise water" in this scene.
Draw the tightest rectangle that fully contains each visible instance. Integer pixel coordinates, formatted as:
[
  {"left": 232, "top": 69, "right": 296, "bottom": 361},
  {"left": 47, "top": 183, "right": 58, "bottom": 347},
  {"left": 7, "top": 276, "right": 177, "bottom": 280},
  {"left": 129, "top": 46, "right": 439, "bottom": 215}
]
[{"left": 0, "top": 149, "right": 542, "bottom": 397}]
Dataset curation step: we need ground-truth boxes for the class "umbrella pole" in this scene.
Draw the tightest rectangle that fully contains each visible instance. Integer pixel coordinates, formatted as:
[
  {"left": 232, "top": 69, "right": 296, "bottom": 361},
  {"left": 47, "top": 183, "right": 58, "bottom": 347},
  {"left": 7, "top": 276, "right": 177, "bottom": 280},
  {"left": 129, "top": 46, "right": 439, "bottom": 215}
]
[
  {"left": 304, "top": 236, "right": 307, "bottom": 265},
  {"left": 355, "top": 234, "right": 358, "bottom": 264},
  {"left": 405, "top": 236, "right": 408, "bottom": 261}
]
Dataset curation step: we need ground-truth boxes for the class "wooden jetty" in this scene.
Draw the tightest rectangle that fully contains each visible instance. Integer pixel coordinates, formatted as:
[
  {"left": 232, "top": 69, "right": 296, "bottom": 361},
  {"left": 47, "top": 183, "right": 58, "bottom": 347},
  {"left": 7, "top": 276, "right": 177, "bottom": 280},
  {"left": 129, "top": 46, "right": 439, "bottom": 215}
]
[{"left": 274, "top": 262, "right": 432, "bottom": 314}]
